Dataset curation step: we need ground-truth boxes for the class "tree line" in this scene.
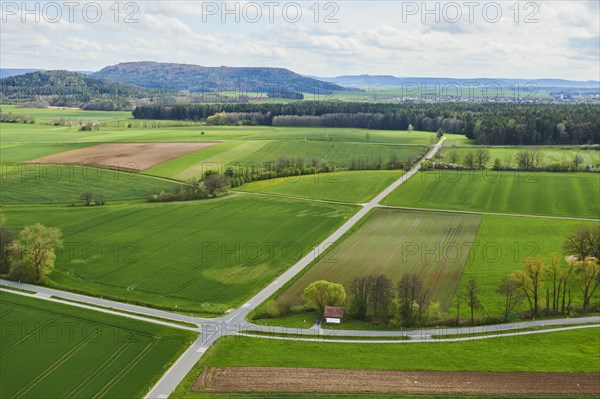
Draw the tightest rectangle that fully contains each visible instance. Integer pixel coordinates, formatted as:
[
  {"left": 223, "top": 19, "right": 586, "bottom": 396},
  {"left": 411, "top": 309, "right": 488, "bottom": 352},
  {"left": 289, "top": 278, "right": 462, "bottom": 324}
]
[{"left": 132, "top": 102, "right": 600, "bottom": 145}]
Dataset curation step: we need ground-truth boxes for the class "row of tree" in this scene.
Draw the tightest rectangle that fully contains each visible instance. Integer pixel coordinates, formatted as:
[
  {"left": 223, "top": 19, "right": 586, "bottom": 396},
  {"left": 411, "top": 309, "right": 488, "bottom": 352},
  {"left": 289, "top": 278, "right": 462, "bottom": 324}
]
[
  {"left": 148, "top": 172, "right": 230, "bottom": 202},
  {"left": 132, "top": 102, "right": 600, "bottom": 145},
  {"left": 438, "top": 149, "right": 597, "bottom": 172}
]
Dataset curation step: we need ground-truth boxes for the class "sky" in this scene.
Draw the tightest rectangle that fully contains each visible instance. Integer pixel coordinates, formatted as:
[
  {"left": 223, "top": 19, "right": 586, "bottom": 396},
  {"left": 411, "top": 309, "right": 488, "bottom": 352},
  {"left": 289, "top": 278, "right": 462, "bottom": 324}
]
[{"left": 1, "top": 0, "right": 599, "bottom": 80}]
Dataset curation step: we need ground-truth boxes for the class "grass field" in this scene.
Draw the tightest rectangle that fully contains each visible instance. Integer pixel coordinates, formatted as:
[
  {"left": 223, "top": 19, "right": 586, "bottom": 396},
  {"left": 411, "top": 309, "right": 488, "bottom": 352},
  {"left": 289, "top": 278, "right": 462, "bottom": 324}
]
[
  {"left": 2, "top": 195, "right": 356, "bottom": 314},
  {"left": 440, "top": 146, "right": 600, "bottom": 168},
  {"left": 169, "top": 329, "right": 600, "bottom": 398},
  {"left": 235, "top": 171, "right": 404, "bottom": 203},
  {"left": 0, "top": 291, "right": 196, "bottom": 399},
  {"left": 276, "top": 208, "right": 482, "bottom": 310},
  {"left": 381, "top": 171, "right": 600, "bottom": 219},
  {"left": 1, "top": 164, "right": 177, "bottom": 204}
]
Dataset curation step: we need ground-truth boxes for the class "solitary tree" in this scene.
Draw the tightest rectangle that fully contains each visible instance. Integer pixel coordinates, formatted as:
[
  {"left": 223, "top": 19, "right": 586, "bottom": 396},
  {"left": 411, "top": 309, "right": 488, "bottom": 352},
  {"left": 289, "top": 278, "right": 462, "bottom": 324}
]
[
  {"left": 9, "top": 224, "right": 63, "bottom": 282},
  {"left": 436, "top": 128, "right": 444, "bottom": 138},
  {"left": 463, "top": 276, "right": 481, "bottom": 324},
  {"left": 303, "top": 280, "right": 346, "bottom": 313}
]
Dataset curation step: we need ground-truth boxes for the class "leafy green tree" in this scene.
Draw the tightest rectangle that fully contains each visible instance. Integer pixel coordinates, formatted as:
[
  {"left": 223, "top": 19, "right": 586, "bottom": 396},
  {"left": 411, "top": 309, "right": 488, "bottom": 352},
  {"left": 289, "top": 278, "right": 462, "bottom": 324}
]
[
  {"left": 303, "top": 280, "right": 346, "bottom": 312},
  {"left": 9, "top": 224, "right": 63, "bottom": 282}
]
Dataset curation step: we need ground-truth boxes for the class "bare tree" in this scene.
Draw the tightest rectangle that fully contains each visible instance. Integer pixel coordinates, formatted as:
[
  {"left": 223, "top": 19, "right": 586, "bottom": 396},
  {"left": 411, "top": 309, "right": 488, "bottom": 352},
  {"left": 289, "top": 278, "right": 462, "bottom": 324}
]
[
  {"left": 563, "top": 227, "right": 592, "bottom": 261},
  {"left": 369, "top": 275, "right": 394, "bottom": 324},
  {"left": 512, "top": 257, "right": 544, "bottom": 318},
  {"left": 464, "top": 151, "right": 475, "bottom": 169},
  {"left": 448, "top": 151, "right": 460, "bottom": 164},
  {"left": 349, "top": 276, "right": 372, "bottom": 320},
  {"left": 397, "top": 274, "right": 430, "bottom": 327},
  {"left": 572, "top": 153, "right": 584, "bottom": 171},
  {"left": 545, "top": 254, "right": 562, "bottom": 315},
  {"left": 463, "top": 276, "right": 481, "bottom": 324},
  {"left": 575, "top": 259, "right": 600, "bottom": 313},
  {"left": 496, "top": 276, "right": 523, "bottom": 322},
  {"left": 475, "top": 149, "right": 491, "bottom": 169},
  {"left": 81, "top": 192, "right": 94, "bottom": 206}
]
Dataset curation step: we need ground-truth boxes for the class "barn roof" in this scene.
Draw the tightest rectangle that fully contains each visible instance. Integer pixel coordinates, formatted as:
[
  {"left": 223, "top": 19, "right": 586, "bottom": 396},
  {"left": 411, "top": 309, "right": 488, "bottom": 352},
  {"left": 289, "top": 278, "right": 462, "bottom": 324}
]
[{"left": 324, "top": 306, "right": 345, "bottom": 318}]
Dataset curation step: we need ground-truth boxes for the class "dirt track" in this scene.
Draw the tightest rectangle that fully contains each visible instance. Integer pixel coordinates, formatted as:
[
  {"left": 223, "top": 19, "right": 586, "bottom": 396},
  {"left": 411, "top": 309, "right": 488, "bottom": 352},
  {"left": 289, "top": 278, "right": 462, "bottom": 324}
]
[
  {"left": 192, "top": 367, "right": 600, "bottom": 396},
  {"left": 26, "top": 142, "right": 216, "bottom": 171}
]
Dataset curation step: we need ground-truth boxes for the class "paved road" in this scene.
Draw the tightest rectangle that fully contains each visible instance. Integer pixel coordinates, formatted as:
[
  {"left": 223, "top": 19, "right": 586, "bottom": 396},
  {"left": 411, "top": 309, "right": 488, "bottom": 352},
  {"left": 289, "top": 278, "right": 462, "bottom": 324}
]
[{"left": 4, "top": 137, "right": 598, "bottom": 398}]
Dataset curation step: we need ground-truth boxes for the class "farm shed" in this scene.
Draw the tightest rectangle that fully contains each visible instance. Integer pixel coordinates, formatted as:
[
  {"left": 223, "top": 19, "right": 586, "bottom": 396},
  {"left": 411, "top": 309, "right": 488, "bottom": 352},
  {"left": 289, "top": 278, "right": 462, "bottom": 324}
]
[{"left": 323, "top": 306, "right": 345, "bottom": 324}]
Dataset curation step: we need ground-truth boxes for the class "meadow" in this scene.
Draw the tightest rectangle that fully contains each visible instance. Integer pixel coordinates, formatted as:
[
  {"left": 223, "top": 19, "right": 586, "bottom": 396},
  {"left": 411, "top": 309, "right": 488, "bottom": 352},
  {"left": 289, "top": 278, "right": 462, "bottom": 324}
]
[
  {"left": 440, "top": 145, "right": 600, "bottom": 168},
  {"left": 0, "top": 164, "right": 176, "bottom": 204},
  {"left": 275, "top": 208, "right": 482, "bottom": 310},
  {"left": 3, "top": 195, "right": 356, "bottom": 314},
  {"left": 169, "top": 329, "right": 600, "bottom": 398},
  {"left": 234, "top": 171, "right": 404, "bottom": 203},
  {"left": 381, "top": 171, "right": 600, "bottom": 219},
  {"left": 0, "top": 291, "right": 196, "bottom": 399}
]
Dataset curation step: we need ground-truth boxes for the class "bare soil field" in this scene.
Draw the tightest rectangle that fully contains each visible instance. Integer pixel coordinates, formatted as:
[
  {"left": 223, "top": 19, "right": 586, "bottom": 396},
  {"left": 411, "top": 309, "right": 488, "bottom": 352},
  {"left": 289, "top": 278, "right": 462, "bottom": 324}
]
[
  {"left": 192, "top": 367, "right": 600, "bottom": 396},
  {"left": 26, "top": 142, "right": 216, "bottom": 171}
]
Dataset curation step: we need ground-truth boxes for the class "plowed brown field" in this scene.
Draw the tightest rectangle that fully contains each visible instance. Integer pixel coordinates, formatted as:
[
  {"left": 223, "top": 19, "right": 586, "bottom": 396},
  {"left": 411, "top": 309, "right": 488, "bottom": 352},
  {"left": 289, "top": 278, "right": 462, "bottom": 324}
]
[
  {"left": 26, "top": 142, "right": 216, "bottom": 171},
  {"left": 192, "top": 367, "right": 600, "bottom": 396}
]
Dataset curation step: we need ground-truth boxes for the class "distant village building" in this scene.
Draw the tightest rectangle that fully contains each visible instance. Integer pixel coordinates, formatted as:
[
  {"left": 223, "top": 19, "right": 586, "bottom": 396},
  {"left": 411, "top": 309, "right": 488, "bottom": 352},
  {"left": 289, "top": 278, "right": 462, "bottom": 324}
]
[{"left": 323, "top": 306, "right": 345, "bottom": 324}]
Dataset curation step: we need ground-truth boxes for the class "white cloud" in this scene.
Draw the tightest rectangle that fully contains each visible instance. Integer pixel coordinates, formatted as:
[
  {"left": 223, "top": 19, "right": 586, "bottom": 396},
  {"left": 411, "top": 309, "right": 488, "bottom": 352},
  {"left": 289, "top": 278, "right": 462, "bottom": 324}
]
[{"left": 0, "top": 0, "right": 597, "bottom": 80}]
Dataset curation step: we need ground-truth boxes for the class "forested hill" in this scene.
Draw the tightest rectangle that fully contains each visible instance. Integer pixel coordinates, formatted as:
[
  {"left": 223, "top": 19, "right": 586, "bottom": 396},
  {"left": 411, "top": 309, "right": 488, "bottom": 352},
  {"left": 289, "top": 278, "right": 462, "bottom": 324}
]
[
  {"left": 0, "top": 70, "right": 164, "bottom": 110},
  {"left": 92, "top": 61, "right": 350, "bottom": 97},
  {"left": 133, "top": 102, "right": 600, "bottom": 146}
]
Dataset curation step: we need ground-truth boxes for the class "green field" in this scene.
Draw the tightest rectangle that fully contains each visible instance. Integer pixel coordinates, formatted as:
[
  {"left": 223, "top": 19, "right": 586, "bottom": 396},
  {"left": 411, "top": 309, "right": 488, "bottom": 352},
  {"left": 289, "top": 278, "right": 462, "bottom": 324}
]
[
  {"left": 1, "top": 104, "right": 132, "bottom": 123},
  {"left": 440, "top": 145, "right": 600, "bottom": 168},
  {"left": 235, "top": 171, "right": 404, "bottom": 203},
  {"left": 170, "top": 328, "right": 600, "bottom": 398},
  {"left": 3, "top": 195, "right": 356, "bottom": 314},
  {"left": 454, "top": 214, "right": 599, "bottom": 316},
  {"left": 0, "top": 291, "right": 196, "bottom": 399},
  {"left": 1, "top": 164, "right": 177, "bottom": 204},
  {"left": 276, "top": 208, "right": 482, "bottom": 310},
  {"left": 382, "top": 171, "right": 600, "bottom": 219},
  {"left": 0, "top": 121, "right": 440, "bottom": 145},
  {"left": 146, "top": 140, "right": 422, "bottom": 181},
  {"left": 197, "top": 330, "right": 600, "bottom": 371}
]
